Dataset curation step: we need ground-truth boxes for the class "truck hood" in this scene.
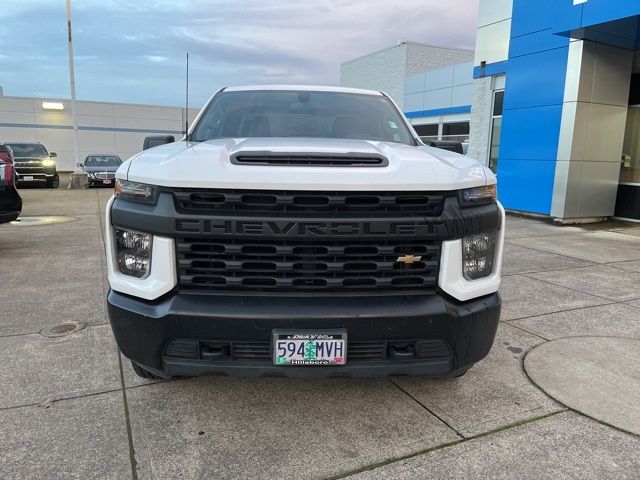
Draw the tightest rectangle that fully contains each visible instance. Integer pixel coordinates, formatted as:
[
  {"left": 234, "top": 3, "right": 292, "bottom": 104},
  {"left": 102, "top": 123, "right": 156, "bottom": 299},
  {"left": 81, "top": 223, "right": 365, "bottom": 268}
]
[{"left": 122, "top": 138, "right": 492, "bottom": 191}]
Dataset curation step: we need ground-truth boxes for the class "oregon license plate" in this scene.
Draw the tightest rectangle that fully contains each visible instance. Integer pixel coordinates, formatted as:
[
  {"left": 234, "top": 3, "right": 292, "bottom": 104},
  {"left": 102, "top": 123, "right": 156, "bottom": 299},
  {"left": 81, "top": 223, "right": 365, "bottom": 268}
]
[
  {"left": 273, "top": 330, "right": 347, "bottom": 366},
  {"left": 23, "top": 176, "right": 34, "bottom": 181}
]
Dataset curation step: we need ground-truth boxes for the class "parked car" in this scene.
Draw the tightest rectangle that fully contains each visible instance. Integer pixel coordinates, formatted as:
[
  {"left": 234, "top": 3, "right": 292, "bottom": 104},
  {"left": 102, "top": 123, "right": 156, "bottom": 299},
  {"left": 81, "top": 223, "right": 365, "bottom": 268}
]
[
  {"left": 3, "top": 142, "right": 59, "bottom": 188},
  {"left": 106, "top": 85, "right": 503, "bottom": 380},
  {"left": 0, "top": 145, "right": 22, "bottom": 224},
  {"left": 81, "top": 155, "right": 123, "bottom": 187}
]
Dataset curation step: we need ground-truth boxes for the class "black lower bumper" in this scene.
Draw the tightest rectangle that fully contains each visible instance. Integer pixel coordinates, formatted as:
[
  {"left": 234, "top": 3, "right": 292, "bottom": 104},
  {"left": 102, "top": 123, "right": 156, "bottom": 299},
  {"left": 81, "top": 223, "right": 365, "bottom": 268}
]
[{"left": 107, "top": 290, "right": 500, "bottom": 379}]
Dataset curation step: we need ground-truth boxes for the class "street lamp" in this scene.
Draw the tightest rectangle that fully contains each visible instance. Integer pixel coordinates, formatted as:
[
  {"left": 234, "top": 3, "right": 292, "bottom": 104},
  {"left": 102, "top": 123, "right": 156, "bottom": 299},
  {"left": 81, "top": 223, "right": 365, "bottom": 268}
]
[{"left": 66, "top": 0, "right": 81, "bottom": 174}]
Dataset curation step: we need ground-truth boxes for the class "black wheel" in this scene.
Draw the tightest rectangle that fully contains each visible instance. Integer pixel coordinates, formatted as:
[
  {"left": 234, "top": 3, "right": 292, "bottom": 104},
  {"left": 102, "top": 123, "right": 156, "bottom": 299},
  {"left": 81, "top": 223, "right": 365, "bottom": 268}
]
[
  {"left": 130, "top": 361, "right": 163, "bottom": 379},
  {"left": 47, "top": 173, "right": 59, "bottom": 189}
]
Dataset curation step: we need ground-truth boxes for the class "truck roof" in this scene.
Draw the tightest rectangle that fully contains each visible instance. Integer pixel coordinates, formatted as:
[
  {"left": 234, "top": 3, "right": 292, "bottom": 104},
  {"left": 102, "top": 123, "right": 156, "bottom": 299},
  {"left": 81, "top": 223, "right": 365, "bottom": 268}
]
[{"left": 223, "top": 85, "right": 384, "bottom": 96}]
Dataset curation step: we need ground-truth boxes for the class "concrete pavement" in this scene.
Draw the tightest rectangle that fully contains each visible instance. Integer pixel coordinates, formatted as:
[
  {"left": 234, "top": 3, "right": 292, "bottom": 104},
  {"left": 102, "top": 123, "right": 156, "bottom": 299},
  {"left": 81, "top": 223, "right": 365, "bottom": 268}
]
[{"left": 1, "top": 189, "right": 639, "bottom": 479}]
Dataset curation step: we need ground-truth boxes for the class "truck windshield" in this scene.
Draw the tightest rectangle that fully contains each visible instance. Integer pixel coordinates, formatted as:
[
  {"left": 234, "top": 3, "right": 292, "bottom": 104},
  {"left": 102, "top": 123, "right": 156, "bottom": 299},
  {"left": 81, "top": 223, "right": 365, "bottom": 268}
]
[
  {"left": 191, "top": 90, "right": 415, "bottom": 145},
  {"left": 7, "top": 144, "right": 48, "bottom": 158}
]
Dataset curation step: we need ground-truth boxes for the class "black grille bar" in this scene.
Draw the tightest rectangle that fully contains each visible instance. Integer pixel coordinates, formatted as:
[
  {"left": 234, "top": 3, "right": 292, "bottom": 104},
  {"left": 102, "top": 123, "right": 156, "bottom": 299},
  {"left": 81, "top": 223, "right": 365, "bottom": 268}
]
[
  {"left": 177, "top": 238, "right": 440, "bottom": 293},
  {"left": 170, "top": 188, "right": 447, "bottom": 216}
]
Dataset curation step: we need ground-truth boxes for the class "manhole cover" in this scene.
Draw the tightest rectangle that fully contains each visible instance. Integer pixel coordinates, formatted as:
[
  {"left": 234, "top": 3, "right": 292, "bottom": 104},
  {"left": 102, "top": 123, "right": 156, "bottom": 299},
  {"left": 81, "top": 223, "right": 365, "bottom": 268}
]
[
  {"left": 40, "top": 322, "right": 86, "bottom": 338},
  {"left": 10, "top": 216, "right": 78, "bottom": 227}
]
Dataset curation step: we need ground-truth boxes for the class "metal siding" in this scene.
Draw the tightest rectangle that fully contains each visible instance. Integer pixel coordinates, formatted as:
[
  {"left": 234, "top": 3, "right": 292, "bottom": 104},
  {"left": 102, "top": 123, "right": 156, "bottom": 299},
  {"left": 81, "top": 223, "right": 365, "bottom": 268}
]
[
  {"left": 503, "top": 47, "right": 570, "bottom": 110},
  {"left": 512, "top": 0, "right": 581, "bottom": 38},
  {"left": 581, "top": 1, "right": 640, "bottom": 27},
  {"left": 500, "top": 105, "right": 565, "bottom": 161},
  {"left": 497, "top": 159, "right": 557, "bottom": 214},
  {"left": 509, "top": 29, "right": 572, "bottom": 58},
  {"left": 493, "top": 0, "right": 579, "bottom": 215}
]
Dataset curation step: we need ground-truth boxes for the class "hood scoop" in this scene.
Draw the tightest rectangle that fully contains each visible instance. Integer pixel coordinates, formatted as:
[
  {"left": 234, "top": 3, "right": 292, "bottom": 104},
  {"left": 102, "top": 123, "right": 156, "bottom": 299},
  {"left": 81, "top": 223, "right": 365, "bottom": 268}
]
[{"left": 230, "top": 152, "right": 388, "bottom": 167}]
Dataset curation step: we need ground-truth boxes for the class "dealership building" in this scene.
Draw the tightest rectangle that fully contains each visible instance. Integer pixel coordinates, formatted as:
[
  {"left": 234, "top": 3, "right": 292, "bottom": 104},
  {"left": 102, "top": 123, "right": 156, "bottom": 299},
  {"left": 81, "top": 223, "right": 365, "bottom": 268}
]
[
  {"left": 343, "top": 0, "right": 640, "bottom": 223},
  {"left": 341, "top": 42, "right": 475, "bottom": 145},
  {"left": 0, "top": 93, "right": 198, "bottom": 171}
]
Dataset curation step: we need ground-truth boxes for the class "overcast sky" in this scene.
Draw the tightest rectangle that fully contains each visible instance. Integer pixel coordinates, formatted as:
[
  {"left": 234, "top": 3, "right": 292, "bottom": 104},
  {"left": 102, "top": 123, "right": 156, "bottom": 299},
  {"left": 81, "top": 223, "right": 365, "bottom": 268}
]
[{"left": 0, "top": 0, "right": 478, "bottom": 107}]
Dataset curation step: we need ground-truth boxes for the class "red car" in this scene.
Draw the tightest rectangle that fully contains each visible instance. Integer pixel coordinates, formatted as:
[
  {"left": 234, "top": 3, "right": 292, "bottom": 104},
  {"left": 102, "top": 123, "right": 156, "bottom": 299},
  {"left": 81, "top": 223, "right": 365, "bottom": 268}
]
[{"left": 0, "top": 145, "right": 22, "bottom": 224}]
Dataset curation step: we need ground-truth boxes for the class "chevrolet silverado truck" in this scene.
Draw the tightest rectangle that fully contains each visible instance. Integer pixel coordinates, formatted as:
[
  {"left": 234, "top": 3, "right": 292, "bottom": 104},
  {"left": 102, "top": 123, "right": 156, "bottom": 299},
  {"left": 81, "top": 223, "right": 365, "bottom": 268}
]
[{"left": 105, "top": 85, "right": 504, "bottom": 379}]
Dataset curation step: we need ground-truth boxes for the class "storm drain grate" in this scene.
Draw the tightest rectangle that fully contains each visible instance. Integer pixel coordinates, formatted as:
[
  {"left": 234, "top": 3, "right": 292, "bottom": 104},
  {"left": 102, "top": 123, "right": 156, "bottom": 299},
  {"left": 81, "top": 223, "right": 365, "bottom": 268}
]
[{"left": 40, "top": 321, "right": 86, "bottom": 338}]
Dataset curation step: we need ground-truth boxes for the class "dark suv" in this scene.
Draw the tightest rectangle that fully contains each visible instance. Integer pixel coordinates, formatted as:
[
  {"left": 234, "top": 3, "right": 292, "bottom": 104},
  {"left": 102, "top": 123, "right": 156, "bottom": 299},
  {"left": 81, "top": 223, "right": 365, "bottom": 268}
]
[{"left": 4, "top": 143, "right": 59, "bottom": 188}]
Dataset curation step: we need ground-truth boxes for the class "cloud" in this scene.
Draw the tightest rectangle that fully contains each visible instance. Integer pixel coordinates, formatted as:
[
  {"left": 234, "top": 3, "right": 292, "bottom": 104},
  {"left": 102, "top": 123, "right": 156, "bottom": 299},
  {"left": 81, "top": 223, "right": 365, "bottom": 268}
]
[{"left": 0, "top": 0, "right": 478, "bottom": 107}]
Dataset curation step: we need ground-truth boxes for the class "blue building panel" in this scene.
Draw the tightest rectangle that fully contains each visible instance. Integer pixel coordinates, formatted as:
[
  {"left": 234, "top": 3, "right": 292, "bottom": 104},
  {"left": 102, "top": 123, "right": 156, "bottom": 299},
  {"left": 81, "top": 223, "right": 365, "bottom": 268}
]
[
  {"left": 473, "top": 60, "right": 508, "bottom": 79},
  {"left": 509, "top": 29, "right": 570, "bottom": 59},
  {"left": 502, "top": 46, "right": 570, "bottom": 110},
  {"left": 499, "top": 105, "right": 564, "bottom": 162},
  {"left": 581, "top": 1, "right": 640, "bottom": 28},
  {"left": 511, "top": 0, "right": 582, "bottom": 38},
  {"left": 404, "top": 105, "right": 472, "bottom": 119},
  {"left": 497, "top": 159, "right": 557, "bottom": 215}
]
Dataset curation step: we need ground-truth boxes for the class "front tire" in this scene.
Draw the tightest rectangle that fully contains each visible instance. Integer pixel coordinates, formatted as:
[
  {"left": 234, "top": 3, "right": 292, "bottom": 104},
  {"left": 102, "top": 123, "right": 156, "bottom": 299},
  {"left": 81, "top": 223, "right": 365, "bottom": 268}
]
[
  {"left": 130, "top": 361, "right": 163, "bottom": 379},
  {"left": 47, "top": 173, "right": 59, "bottom": 189}
]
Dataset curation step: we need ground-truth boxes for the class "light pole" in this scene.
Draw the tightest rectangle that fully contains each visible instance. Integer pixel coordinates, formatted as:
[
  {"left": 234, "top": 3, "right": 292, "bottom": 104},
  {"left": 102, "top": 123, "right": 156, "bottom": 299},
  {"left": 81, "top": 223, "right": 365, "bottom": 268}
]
[{"left": 66, "top": 0, "right": 81, "bottom": 174}]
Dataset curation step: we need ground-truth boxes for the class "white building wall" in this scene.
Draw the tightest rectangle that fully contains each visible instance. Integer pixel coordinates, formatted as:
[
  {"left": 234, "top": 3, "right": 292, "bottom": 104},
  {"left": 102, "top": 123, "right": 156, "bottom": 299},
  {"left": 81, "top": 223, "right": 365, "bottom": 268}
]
[
  {"left": 474, "top": 0, "right": 513, "bottom": 66},
  {"left": 340, "top": 45, "right": 407, "bottom": 108},
  {"left": 469, "top": 0, "right": 514, "bottom": 164},
  {"left": 340, "top": 42, "right": 474, "bottom": 110},
  {"left": 404, "top": 62, "right": 474, "bottom": 114},
  {"left": 0, "top": 96, "right": 199, "bottom": 171}
]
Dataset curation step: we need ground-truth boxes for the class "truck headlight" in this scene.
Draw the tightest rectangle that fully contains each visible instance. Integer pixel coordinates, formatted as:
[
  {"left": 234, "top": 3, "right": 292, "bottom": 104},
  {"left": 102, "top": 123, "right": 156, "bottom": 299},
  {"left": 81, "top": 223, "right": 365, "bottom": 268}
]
[
  {"left": 115, "top": 228, "right": 152, "bottom": 278},
  {"left": 115, "top": 179, "right": 158, "bottom": 204},
  {"left": 459, "top": 185, "right": 496, "bottom": 207},
  {"left": 462, "top": 232, "right": 496, "bottom": 280},
  {"left": 42, "top": 159, "right": 56, "bottom": 167}
]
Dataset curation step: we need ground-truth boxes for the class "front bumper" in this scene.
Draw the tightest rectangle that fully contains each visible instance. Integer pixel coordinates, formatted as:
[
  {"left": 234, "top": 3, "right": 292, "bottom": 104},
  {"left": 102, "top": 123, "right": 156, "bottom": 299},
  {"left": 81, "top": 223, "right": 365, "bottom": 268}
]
[
  {"left": 108, "top": 290, "right": 500, "bottom": 379},
  {"left": 88, "top": 177, "right": 115, "bottom": 187},
  {"left": 16, "top": 171, "right": 56, "bottom": 182}
]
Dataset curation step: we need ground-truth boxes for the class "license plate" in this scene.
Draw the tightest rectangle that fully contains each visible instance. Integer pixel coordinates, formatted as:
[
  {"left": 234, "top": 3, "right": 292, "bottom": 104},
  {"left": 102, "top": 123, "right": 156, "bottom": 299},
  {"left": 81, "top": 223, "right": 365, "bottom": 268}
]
[
  {"left": 102, "top": 180, "right": 112, "bottom": 184},
  {"left": 273, "top": 330, "right": 347, "bottom": 366},
  {"left": 23, "top": 176, "right": 34, "bottom": 181}
]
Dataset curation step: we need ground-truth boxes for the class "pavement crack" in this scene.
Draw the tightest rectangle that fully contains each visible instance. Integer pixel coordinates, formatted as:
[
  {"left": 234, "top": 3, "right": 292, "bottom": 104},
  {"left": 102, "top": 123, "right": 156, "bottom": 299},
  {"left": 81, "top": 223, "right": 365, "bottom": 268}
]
[
  {"left": 520, "top": 272, "right": 624, "bottom": 305},
  {"left": 329, "top": 410, "right": 566, "bottom": 479},
  {"left": 388, "top": 379, "right": 465, "bottom": 439},
  {"left": 117, "top": 350, "right": 139, "bottom": 480}
]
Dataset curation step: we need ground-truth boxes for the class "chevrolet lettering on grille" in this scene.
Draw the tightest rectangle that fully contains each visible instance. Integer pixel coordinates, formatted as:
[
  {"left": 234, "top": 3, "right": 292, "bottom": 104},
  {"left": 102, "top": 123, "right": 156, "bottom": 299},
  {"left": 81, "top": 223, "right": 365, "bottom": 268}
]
[{"left": 175, "top": 219, "right": 444, "bottom": 237}]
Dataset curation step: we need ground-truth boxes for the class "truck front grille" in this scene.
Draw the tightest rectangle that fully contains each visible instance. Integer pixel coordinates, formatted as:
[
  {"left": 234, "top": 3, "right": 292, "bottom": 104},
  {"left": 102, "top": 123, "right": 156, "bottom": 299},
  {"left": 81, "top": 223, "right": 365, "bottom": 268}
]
[
  {"left": 94, "top": 172, "right": 116, "bottom": 180},
  {"left": 177, "top": 238, "right": 440, "bottom": 293},
  {"left": 15, "top": 164, "right": 49, "bottom": 174},
  {"left": 171, "top": 188, "right": 447, "bottom": 216}
]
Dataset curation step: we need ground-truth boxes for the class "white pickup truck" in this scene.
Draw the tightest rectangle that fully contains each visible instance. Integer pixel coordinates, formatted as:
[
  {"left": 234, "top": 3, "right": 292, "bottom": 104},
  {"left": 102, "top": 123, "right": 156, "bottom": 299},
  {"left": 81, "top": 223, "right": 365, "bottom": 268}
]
[{"left": 104, "top": 85, "right": 504, "bottom": 379}]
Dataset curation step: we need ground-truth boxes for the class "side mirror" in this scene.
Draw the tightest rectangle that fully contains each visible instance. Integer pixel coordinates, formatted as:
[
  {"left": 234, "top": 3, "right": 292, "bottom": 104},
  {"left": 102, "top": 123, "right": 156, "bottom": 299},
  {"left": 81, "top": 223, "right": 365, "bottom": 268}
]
[
  {"left": 78, "top": 163, "right": 84, "bottom": 168},
  {"left": 49, "top": 152, "right": 57, "bottom": 158},
  {"left": 143, "top": 135, "right": 175, "bottom": 150},
  {"left": 428, "top": 141, "right": 464, "bottom": 155}
]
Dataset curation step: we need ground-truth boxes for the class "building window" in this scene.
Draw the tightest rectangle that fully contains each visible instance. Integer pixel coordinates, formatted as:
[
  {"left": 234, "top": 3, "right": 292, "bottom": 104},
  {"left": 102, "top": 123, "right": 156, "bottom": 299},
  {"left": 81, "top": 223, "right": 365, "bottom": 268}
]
[
  {"left": 442, "top": 122, "right": 470, "bottom": 143},
  {"left": 488, "top": 90, "right": 504, "bottom": 173},
  {"left": 414, "top": 123, "right": 439, "bottom": 143}
]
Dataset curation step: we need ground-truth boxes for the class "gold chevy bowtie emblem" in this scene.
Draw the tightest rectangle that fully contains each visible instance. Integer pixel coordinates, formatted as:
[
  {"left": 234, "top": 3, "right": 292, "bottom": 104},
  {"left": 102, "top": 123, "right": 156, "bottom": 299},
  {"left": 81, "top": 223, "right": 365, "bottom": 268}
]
[{"left": 396, "top": 254, "right": 422, "bottom": 265}]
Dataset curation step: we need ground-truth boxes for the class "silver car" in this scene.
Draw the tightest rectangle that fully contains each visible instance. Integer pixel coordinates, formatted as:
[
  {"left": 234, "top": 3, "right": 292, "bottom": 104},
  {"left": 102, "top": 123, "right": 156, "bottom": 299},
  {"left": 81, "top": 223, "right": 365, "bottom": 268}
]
[{"left": 81, "top": 155, "right": 122, "bottom": 187}]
